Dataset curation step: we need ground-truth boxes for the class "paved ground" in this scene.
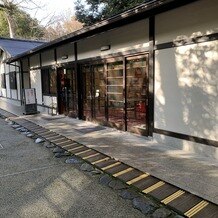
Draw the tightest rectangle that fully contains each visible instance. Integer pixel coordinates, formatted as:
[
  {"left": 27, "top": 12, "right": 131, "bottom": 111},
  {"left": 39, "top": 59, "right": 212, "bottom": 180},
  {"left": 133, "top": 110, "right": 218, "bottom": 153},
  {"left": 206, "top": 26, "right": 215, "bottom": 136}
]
[
  {"left": 0, "top": 118, "right": 146, "bottom": 218},
  {"left": 0, "top": 99, "right": 218, "bottom": 205}
]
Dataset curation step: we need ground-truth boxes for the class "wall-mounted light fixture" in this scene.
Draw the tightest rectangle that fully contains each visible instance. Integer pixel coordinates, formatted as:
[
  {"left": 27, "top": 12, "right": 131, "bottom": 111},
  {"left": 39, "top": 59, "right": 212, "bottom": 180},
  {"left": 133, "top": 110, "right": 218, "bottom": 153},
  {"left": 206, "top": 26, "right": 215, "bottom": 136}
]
[
  {"left": 100, "top": 45, "right": 111, "bottom": 51},
  {"left": 61, "top": 55, "right": 68, "bottom": 60}
]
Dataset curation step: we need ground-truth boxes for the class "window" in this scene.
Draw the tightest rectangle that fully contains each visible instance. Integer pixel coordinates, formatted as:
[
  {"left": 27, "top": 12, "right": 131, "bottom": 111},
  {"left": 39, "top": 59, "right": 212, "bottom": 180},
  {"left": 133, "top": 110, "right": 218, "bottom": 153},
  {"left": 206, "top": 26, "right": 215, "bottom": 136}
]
[
  {"left": 41, "top": 68, "right": 57, "bottom": 95},
  {"left": 9, "top": 71, "right": 17, "bottom": 89},
  {"left": 1, "top": 73, "right": 6, "bottom": 88}
]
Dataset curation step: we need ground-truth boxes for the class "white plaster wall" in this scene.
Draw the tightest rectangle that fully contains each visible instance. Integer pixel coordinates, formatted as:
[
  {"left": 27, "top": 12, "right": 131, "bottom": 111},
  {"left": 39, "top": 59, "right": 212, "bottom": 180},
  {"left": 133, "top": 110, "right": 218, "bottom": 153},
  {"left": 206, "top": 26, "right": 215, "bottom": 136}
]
[
  {"left": 16, "top": 71, "right": 21, "bottom": 100},
  {"left": 41, "top": 49, "right": 55, "bottom": 67},
  {"left": 56, "top": 44, "right": 75, "bottom": 64},
  {"left": 154, "top": 133, "right": 218, "bottom": 160},
  {"left": 155, "top": 0, "right": 218, "bottom": 44},
  {"left": 1, "top": 89, "right": 6, "bottom": 97},
  {"left": 155, "top": 40, "right": 218, "bottom": 141},
  {"left": 43, "top": 95, "right": 57, "bottom": 107},
  {"left": 0, "top": 62, "right": 6, "bottom": 97},
  {"left": 5, "top": 74, "right": 10, "bottom": 98},
  {"left": 30, "top": 54, "right": 40, "bottom": 69},
  {"left": 5, "top": 64, "right": 10, "bottom": 74},
  {"left": 30, "top": 69, "right": 42, "bottom": 104},
  {"left": 9, "top": 64, "right": 16, "bottom": 72},
  {"left": 22, "top": 58, "right": 29, "bottom": 71},
  {"left": 11, "top": 89, "right": 17, "bottom": 99},
  {"left": 78, "top": 19, "right": 149, "bottom": 60}
]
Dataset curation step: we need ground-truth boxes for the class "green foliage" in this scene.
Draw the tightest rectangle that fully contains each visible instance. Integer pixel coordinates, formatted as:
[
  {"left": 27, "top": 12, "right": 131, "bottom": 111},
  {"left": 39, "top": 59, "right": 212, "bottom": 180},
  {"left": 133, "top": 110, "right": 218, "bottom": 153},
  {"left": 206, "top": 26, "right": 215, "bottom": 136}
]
[
  {"left": 0, "top": 4, "right": 45, "bottom": 39},
  {"left": 0, "top": 11, "right": 9, "bottom": 37},
  {"left": 14, "top": 8, "right": 45, "bottom": 39},
  {"left": 75, "top": 0, "right": 146, "bottom": 26}
]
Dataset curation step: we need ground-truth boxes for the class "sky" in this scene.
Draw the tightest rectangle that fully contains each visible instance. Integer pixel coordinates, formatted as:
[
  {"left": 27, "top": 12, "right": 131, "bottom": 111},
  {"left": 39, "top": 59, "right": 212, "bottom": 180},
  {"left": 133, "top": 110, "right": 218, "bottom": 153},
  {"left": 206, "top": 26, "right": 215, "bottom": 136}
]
[{"left": 26, "top": 0, "right": 77, "bottom": 25}]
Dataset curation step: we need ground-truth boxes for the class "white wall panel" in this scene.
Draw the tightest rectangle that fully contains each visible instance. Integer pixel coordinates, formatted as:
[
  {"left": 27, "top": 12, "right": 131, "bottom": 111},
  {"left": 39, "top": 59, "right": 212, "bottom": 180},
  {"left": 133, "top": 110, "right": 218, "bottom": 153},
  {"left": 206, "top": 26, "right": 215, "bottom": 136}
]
[
  {"left": 5, "top": 74, "right": 10, "bottom": 98},
  {"left": 156, "top": 0, "right": 218, "bottom": 44},
  {"left": 30, "top": 69, "right": 42, "bottom": 104},
  {"left": 30, "top": 54, "right": 40, "bottom": 69},
  {"left": 16, "top": 71, "right": 21, "bottom": 100},
  {"left": 1, "top": 89, "right": 6, "bottom": 97},
  {"left": 43, "top": 95, "right": 57, "bottom": 107},
  {"left": 155, "top": 40, "right": 218, "bottom": 141},
  {"left": 56, "top": 44, "right": 75, "bottom": 64},
  {"left": 78, "top": 19, "right": 149, "bottom": 60},
  {"left": 11, "top": 89, "right": 17, "bottom": 99},
  {"left": 41, "top": 50, "right": 55, "bottom": 67}
]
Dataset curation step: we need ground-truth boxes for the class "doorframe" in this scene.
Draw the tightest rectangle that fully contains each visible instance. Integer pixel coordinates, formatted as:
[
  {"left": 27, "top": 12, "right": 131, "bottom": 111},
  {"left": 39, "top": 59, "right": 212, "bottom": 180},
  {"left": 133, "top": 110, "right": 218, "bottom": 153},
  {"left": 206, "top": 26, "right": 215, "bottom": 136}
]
[
  {"left": 78, "top": 51, "right": 152, "bottom": 137},
  {"left": 124, "top": 53, "right": 150, "bottom": 136}
]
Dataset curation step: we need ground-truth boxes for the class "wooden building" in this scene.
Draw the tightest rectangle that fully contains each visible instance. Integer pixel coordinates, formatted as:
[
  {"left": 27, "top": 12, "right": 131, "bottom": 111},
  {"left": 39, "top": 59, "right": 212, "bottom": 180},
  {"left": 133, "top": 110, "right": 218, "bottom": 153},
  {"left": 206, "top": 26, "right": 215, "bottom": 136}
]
[{"left": 2, "top": 0, "right": 218, "bottom": 158}]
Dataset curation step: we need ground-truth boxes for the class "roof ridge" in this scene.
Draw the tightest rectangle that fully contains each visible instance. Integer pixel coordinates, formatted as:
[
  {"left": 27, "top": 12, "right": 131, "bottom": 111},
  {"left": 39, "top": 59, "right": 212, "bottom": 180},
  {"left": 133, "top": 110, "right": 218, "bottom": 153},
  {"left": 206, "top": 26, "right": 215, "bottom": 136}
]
[{"left": 0, "top": 37, "right": 46, "bottom": 43}]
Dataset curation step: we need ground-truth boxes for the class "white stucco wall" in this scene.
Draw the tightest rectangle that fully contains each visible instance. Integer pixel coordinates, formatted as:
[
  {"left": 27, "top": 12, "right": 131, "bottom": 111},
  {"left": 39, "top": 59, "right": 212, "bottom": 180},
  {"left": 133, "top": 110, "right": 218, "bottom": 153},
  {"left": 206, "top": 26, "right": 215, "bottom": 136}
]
[
  {"left": 5, "top": 74, "right": 10, "bottom": 98},
  {"left": 155, "top": 0, "right": 218, "bottom": 44},
  {"left": 155, "top": 40, "right": 218, "bottom": 141},
  {"left": 56, "top": 44, "right": 75, "bottom": 64},
  {"left": 30, "top": 54, "right": 40, "bottom": 69},
  {"left": 1, "top": 89, "right": 6, "bottom": 97},
  {"left": 0, "top": 60, "right": 6, "bottom": 97},
  {"left": 11, "top": 89, "right": 17, "bottom": 99},
  {"left": 78, "top": 19, "right": 149, "bottom": 60},
  {"left": 43, "top": 95, "right": 57, "bottom": 108},
  {"left": 16, "top": 71, "right": 21, "bottom": 100},
  {"left": 41, "top": 50, "right": 55, "bottom": 67},
  {"left": 22, "top": 58, "right": 29, "bottom": 71},
  {"left": 30, "top": 69, "right": 42, "bottom": 104}
]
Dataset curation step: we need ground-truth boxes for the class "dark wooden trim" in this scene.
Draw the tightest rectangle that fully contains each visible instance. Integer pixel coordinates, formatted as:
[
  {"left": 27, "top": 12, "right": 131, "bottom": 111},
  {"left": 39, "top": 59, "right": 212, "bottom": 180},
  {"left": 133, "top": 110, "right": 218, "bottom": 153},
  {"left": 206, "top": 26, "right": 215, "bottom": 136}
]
[
  {"left": 20, "top": 60, "right": 24, "bottom": 104},
  {"left": 37, "top": 103, "right": 57, "bottom": 110},
  {"left": 54, "top": 48, "right": 58, "bottom": 113},
  {"left": 15, "top": 62, "right": 18, "bottom": 100},
  {"left": 123, "top": 57, "right": 127, "bottom": 131},
  {"left": 74, "top": 42, "right": 82, "bottom": 119},
  {"left": 30, "top": 62, "right": 76, "bottom": 70},
  {"left": 39, "top": 53, "right": 42, "bottom": 67},
  {"left": 154, "top": 128, "right": 218, "bottom": 148},
  {"left": 104, "top": 61, "right": 108, "bottom": 121},
  {"left": 155, "top": 33, "right": 218, "bottom": 50},
  {"left": 42, "top": 94, "right": 57, "bottom": 97},
  {"left": 148, "top": 16, "right": 155, "bottom": 137},
  {"left": 77, "top": 48, "right": 149, "bottom": 64},
  {"left": 39, "top": 65, "right": 55, "bottom": 69},
  {"left": 54, "top": 48, "right": 57, "bottom": 64},
  {"left": 39, "top": 53, "right": 44, "bottom": 104},
  {"left": 27, "top": 57, "right": 30, "bottom": 70}
]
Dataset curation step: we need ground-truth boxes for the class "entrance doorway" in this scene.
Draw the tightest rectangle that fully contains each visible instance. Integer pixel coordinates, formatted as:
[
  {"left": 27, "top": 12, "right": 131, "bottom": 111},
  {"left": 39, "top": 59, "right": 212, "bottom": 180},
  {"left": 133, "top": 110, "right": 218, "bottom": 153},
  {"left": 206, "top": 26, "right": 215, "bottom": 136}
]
[
  {"left": 80, "top": 54, "right": 149, "bottom": 136},
  {"left": 82, "top": 64, "right": 106, "bottom": 123},
  {"left": 57, "top": 67, "right": 78, "bottom": 117},
  {"left": 125, "top": 55, "right": 148, "bottom": 135}
]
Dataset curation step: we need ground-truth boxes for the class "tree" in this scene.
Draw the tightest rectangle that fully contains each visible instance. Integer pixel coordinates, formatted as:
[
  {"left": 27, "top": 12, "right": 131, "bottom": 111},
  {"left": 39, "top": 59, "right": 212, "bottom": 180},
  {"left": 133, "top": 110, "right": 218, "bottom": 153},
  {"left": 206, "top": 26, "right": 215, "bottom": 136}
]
[
  {"left": 0, "top": 0, "right": 17, "bottom": 37},
  {"left": 0, "top": 0, "right": 45, "bottom": 39},
  {"left": 44, "top": 14, "right": 83, "bottom": 41},
  {"left": 75, "top": 0, "right": 146, "bottom": 26}
]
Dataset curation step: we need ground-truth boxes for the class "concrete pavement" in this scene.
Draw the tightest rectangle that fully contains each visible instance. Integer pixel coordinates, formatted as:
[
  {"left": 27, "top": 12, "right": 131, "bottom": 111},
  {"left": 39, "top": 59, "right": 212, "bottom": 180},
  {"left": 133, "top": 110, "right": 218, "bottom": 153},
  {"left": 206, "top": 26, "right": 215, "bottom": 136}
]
[
  {"left": 0, "top": 118, "right": 145, "bottom": 218},
  {"left": 0, "top": 98, "right": 218, "bottom": 205}
]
